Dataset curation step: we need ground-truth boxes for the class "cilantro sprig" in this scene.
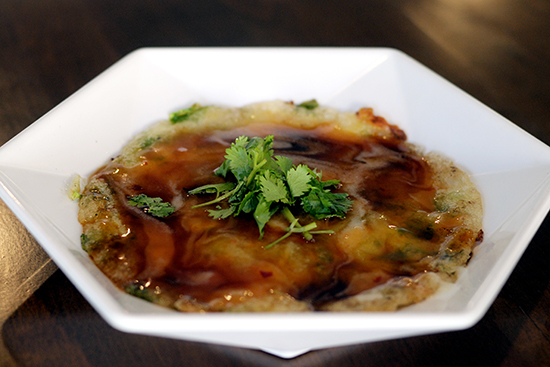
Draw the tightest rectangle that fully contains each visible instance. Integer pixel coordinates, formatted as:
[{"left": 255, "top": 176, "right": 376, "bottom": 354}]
[
  {"left": 127, "top": 194, "right": 175, "bottom": 218},
  {"left": 189, "top": 135, "right": 353, "bottom": 248}
]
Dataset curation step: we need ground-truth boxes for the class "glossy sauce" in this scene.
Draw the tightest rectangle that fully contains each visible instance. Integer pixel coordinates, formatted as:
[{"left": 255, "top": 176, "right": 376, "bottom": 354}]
[{"left": 89, "top": 123, "right": 461, "bottom": 310}]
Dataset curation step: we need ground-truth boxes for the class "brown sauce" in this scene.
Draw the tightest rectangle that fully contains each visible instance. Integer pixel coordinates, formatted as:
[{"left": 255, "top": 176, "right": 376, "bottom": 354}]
[{"left": 89, "top": 123, "right": 456, "bottom": 310}]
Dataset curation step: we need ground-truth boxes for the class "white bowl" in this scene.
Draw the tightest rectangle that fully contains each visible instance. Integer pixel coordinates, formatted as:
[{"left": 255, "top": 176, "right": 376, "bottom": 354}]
[{"left": 1, "top": 47, "right": 550, "bottom": 359}]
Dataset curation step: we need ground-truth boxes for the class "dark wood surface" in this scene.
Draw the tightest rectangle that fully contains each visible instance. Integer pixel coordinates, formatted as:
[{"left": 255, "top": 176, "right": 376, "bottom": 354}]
[{"left": 1, "top": 1, "right": 550, "bottom": 366}]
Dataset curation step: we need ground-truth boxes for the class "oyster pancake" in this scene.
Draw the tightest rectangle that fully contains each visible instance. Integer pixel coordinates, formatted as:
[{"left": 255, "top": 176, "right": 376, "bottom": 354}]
[{"left": 78, "top": 100, "right": 483, "bottom": 312}]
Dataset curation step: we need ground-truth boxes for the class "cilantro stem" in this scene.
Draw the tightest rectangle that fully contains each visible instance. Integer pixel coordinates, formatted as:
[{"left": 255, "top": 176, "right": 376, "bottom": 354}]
[
  {"left": 265, "top": 219, "right": 319, "bottom": 249},
  {"left": 246, "top": 158, "right": 267, "bottom": 186},
  {"left": 281, "top": 207, "right": 313, "bottom": 241},
  {"left": 308, "top": 230, "right": 335, "bottom": 234},
  {"left": 291, "top": 222, "right": 318, "bottom": 233},
  {"left": 191, "top": 182, "right": 243, "bottom": 208},
  {"left": 264, "top": 218, "right": 299, "bottom": 249}
]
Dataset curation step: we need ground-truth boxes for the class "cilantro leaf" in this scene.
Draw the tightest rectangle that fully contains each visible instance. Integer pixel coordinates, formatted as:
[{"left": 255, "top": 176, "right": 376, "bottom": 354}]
[
  {"left": 237, "top": 191, "right": 260, "bottom": 214},
  {"left": 286, "top": 164, "right": 312, "bottom": 198},
  {"left": 297, "top": 99, "right": 319, "bottom": 110},
  {"left": 127, "top": 194, "right": 175, "bottom": 218},
  {"left": 260, "top": 171, "right": 290, "bottom": 203},
  {"left": 253, "top": 197, "right": 276, "bottom": 238},
  {"left": 189, "top": 134, "right": 353, "bottom": 247},
  {"left": 226, "top": 141, "right": 252, "bottom": 181},
  {"left": 169, "top": 104, "right": 206, "bottom": 123},
  {"left": 320, "top": 179, "right": 341, "bottom": 189},
  {"left": 302, "top": 189, "right": 352, "bottom": 219},
  {"left": 275, "top": 155, "right": 293, "bottom": 174},
  {"left": 208, "top": 205, "right": 236, "bottom": 219}
]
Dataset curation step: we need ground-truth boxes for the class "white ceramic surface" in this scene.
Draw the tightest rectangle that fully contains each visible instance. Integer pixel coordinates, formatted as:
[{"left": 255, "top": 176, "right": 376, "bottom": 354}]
[{"left": 1, "top": 48, "right": 550, "bottom": 359}]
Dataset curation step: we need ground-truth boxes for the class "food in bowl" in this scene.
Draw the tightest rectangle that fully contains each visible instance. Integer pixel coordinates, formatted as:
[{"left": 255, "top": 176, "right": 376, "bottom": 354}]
[{"left": 77, "top": 100, "right": 483, "bottom": 312}]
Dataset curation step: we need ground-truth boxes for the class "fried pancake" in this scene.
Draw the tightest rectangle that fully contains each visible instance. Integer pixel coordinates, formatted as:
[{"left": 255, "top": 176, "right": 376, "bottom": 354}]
[{"left": 78, "top": 100, "right": 483, "bottom": 312}]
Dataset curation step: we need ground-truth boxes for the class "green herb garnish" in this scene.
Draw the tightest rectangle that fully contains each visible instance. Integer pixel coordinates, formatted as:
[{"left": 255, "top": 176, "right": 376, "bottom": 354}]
[
  {"left": 297, "top": 99, "right": 319, "bottom": 110},
  {"left": 169, "top": 103, "right": 206, "bottom": 123},
  {"left": 189, "top": 135, "right": 353, "bottom": 248},
  {"left": 127, "top": 194, "right": 175, "bottom": 218}
]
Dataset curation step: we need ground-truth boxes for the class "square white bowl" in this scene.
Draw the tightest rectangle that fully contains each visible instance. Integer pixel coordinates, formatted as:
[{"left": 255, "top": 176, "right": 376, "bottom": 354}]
[{"left": 1, "top": 47, "right": 550, "bottom": 359}]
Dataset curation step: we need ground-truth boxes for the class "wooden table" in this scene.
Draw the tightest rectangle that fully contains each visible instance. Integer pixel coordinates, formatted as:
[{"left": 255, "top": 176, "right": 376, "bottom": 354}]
[{"left": 1, "top": 1, "right": 549, "bottom": 365}]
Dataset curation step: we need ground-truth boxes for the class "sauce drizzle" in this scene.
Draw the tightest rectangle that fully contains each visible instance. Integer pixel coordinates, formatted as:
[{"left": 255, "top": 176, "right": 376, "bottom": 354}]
[{"left": 85, "top": 122, "right": 473, "bottom": 311}]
